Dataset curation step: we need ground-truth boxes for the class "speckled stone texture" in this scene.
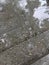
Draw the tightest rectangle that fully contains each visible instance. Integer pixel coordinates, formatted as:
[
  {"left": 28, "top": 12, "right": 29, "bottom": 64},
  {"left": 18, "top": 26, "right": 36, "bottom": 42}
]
[
  {"left": 0, "top": 30, "right": 49, "bottom": 65},
  {"left": 0, "top": 0, "right": 40, "bottom": 52},
  {"left": 32, "top": 54, "right": 49, "bottom": 65},
  {"left": 0, "top": 0, "right": 49, "bottom": 65}
]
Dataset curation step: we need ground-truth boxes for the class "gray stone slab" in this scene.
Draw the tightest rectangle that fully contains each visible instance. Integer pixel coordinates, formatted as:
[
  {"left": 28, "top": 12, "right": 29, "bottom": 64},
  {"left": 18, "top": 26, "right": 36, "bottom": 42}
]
[
  {"left": 32, "top": 54, "right": 49, "bottom": 65},
  {"left": 0, "top": 0, "right": 49, "bottom": 65},
  {"left": 0, "top": 30, "right": 49, "bottom": 65},
  {"left": 0, "top": 0, "right": 39, "bottom": 52},
  {"left": 0, "top": 0, "right": 48, "bottom": 36},
  {"left": 0, "top": 27, "right": 30, "bottom": 52},
  {"left": 0, "top": 0, "right": 40, "bottom": 53},
  {"left": 0, "top": 0, "right": 49, "bottom": 53}
]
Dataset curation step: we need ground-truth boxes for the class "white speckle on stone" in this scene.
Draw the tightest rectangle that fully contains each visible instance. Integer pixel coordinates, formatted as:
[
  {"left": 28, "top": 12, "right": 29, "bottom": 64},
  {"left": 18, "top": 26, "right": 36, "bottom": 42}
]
[
  {"left": 38, "top": 42, "right": 40, "bottom": 43},
  {"left": 0, "top": 0, "right": 6, "bottom": 4},
  {"left": 3, "top": 33, "right": 7, "bottom": 37},
  {"left": 46, "top": 54, "right": 49, "bottom": 60},
  {"left": 1, "top": 39, "right": 5, "bottom": 43},
  {"left": 29, "top": 27, "right": 32, "bottom": 30},
  {"left": 28, "top": 44, "right": 32, "bottom": 47},
  {"left": 29, "top": 52, "right": 32, "bottom": 56},
  {"left": 24, "top": 8, "right": 29, "bottom": 13},
  {"left": 42, "top": 48, "right": 45, "bottom": 52},
  {"left": 42, "top": 62, "right": 47, "bottom": 65},
  {"left": 30, "top": 0, "right": 35, "bottom": 1},
  {"left": 0, "top": 6, "right": 3, "bottom": 11},
  {"left": 35, "top": 46, "right": 37, "bottom": 48},
  {"left": 42, "top": 39, "right": 44, "bottom": 41},
  {"left": 39, "top": 0, "right": 47, "bottom": 6},
  {"left": 12, "top": 2, "right": 14, "bottom": 5},
  {"left": 25, "top": 21, "right": 29, "bottom": 25},
  {"left": 18, "top": 0, "right": 27, "bottom": 9},
  {"left": 39, "top": 21, "right": 44, "bottom": 28},
  {"left": 17, "top": 0, "right": 27, "bottom": 11},
  {"left": 28, "top": 43, "right": 34, "bottom": 49},
  {"left": 5, "top": 43, "right": 8, "bottom": 47},
  {"left": 30, "top": 31, "right": 32, "bottom": 34}
]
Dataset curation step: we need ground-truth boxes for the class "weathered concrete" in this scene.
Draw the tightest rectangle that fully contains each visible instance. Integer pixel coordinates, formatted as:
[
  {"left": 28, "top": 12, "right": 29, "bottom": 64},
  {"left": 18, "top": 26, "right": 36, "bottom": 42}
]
[
  {"left": 0, "top": 0, "right": 49, "bottom": 54},
  {"left": 0, "top": 0, "right": 40, "bottom": 52},
  {"left": 0, "top": 30, "right": 49, "bottom": 65},
  {"left": 0, "top": 0, "right": 49, "bottom": 65},
  {"left": 32, "top": 54, "right": 49, "bottom": 65}
]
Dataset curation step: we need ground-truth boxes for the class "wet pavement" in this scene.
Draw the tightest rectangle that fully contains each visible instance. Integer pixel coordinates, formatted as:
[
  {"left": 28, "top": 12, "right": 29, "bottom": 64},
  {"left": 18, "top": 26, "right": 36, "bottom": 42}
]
[{"left": 0, "top": 0, "right": 49, "bottom": 65}]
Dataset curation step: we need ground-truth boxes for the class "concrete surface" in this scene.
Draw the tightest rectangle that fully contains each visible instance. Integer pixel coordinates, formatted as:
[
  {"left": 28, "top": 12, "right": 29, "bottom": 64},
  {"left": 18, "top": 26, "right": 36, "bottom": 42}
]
[
  {"left": 32, "top": 54, "right": 49, "bottom": 65},
  {"left": 0, "top": 0, "right": 49, "bottom": 65}
]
